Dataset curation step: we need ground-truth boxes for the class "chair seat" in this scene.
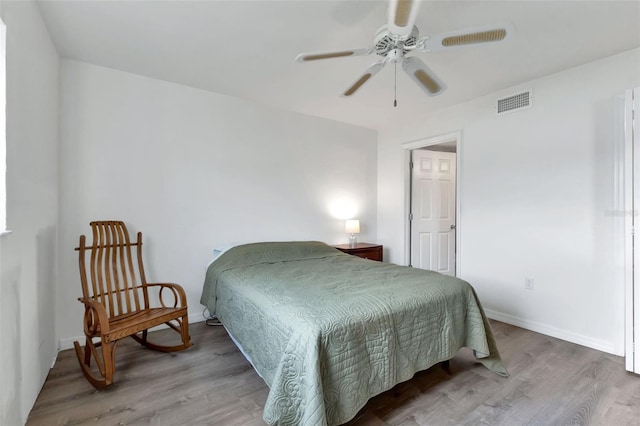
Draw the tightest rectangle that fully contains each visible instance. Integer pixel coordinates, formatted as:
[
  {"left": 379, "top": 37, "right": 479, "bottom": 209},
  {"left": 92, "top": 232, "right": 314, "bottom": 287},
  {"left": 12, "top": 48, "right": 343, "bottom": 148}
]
[{"left": 106, "top": 307, "right": 188, "bottom": 342}]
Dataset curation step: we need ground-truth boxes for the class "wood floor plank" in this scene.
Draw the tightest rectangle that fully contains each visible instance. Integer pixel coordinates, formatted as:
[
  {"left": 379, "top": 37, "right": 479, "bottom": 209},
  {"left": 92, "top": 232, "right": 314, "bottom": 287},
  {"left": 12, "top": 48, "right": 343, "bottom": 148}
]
[{"left": 25, "top": 321, "right": 640, "bottom": 426}]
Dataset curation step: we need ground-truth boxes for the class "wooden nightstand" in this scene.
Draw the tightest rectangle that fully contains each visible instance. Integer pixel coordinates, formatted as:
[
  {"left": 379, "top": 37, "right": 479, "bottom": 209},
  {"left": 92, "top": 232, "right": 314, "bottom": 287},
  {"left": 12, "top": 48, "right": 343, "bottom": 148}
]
[{"left": 333, "top": 243, "right": 383, "bottom": 262}]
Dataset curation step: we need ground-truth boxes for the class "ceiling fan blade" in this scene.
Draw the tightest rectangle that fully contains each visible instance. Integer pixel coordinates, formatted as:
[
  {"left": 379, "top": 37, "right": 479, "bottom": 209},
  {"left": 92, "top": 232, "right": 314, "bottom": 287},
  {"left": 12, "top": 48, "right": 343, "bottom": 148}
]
[
  {"left": 342, "top": 61, "right": 386, "bottom": 97},
  {"left": 387, "top": 0, "right": 421, "bottom": 38},
  {"left": 402, "top": 57, "right": 446, "bottom": 96},
  {"left": 418, "top": 23, "right": 514, "bottom": 52},
  {"left": 295, "top": 48, "right": 373, "bottom": 63}
]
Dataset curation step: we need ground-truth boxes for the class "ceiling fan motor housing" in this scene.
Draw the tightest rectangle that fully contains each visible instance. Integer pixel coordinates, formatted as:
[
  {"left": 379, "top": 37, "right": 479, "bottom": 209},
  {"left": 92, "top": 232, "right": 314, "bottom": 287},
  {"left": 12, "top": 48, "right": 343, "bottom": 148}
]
[{"left": 374, "top": 25, "right": 419, "bottom": 57}]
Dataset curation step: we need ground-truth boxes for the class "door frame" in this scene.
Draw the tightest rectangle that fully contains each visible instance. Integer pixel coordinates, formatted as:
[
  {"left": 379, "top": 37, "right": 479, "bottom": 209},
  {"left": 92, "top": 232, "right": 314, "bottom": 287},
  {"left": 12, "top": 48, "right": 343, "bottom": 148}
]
[
  {"left": 402, "top": 131, "right": 462, "bottom": 275},
  {"left": 621, "top": 87, "right": 640, "bottom": 371}
]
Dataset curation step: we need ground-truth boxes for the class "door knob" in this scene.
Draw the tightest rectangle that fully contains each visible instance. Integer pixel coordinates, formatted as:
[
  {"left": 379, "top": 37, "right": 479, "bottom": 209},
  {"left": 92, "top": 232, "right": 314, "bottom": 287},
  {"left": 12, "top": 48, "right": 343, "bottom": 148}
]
[{"left": 450, "top": 224, "right": 456, "bottom": 230}]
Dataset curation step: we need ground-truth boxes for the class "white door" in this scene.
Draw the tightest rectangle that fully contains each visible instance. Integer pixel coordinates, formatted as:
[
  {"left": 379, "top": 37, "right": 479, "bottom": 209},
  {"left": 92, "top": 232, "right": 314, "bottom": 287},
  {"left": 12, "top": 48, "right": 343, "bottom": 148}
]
[{"left": 410, "top": 149, "right": 456, "bottom": 275}]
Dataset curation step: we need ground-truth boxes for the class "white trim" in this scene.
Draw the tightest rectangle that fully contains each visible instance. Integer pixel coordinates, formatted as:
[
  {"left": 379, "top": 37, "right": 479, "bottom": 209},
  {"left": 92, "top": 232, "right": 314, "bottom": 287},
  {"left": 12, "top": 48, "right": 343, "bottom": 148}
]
[
  {"left": 58, "top": 336, "right": 80, "bottom": 351},
  {"left": 57, "top": 312, "right": 204, "bottom": 351},
  {"left": 57, "top": 336, "right": 76, "bottom": 351},
  {"left": 623, "top": 88, "right": 635, "bottom": 371},
  {"left": 485, "top": 309, "right": 618, "bottom": 356},
  {"left": 621, "top": 87, "right": 640, "bottom": 373},
  {"left": 629, "top": 87, "right": 640, "bottom": 373},
  {"left": 634, "top": 88, "right": 640, "bottom": 372},
  {"left": 402, "top": 131, "right": 462, "bottom": 151},
  {"left": 403, "top": 149, "right": 411, "bottom": 265},
  {"left": 0, "top": 18, "right": 6, "bottom": 233},
  {"left": 402, "top": 131, "right": 462, "bottom": 275}
]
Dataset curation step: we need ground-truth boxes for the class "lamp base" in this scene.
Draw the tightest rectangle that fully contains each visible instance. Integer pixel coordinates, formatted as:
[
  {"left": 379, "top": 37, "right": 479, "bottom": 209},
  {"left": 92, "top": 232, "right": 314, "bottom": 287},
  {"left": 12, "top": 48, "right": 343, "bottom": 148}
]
[{"left": 349, "top": 234, "right": 358, "bottom": 248}]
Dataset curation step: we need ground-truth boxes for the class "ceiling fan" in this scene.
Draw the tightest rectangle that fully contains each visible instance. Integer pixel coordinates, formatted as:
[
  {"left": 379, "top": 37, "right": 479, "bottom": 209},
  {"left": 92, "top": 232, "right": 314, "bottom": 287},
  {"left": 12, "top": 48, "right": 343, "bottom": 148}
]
[{"left": 295, "top": 0, "right": 513, "bottom": 101}]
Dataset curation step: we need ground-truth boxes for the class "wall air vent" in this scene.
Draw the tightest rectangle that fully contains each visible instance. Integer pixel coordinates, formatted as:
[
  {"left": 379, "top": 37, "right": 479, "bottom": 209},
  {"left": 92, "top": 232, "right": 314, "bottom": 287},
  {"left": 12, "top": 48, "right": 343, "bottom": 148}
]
[{"left": 496, "top": 90, "right": 532, "bottom": 115}]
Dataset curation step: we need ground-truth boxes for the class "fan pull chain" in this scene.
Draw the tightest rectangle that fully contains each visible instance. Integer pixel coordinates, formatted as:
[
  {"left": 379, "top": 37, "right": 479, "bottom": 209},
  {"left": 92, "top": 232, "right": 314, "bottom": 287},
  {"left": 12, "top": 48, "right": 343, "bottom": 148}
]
[{"left": 394, "top": 62, "right": 398, "bottom": 107}]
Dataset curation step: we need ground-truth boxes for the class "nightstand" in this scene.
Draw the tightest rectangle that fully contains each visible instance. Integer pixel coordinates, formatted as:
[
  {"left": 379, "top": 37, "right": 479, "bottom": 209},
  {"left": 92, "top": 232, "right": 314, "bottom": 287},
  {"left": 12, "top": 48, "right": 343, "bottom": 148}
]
[{"left": 333, "top": 243, "right": 383, "bottom": 262}]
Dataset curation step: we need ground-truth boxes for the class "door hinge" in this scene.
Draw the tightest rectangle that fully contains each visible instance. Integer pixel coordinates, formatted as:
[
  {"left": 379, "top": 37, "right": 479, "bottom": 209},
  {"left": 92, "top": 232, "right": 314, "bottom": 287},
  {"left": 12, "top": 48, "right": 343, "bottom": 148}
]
[
  {"left": 410, "top": 161, "right": 414, "bottom": 169},
  {"left": 409, "top": 213, "right": 414, "bottom": 221}
]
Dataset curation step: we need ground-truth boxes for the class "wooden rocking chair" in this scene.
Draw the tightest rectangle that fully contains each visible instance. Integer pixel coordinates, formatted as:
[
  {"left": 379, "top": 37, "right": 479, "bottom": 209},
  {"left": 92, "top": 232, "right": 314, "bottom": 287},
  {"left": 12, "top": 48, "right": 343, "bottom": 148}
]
[{"left": 74, "top": 220, "right": 192, "bottom": 389}]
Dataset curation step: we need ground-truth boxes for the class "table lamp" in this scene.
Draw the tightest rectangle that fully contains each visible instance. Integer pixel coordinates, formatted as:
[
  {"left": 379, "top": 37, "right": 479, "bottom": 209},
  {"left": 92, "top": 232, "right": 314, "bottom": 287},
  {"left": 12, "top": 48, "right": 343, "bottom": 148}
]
[{"left": 345, "top": 219, "right": 360, "bottom": 247}]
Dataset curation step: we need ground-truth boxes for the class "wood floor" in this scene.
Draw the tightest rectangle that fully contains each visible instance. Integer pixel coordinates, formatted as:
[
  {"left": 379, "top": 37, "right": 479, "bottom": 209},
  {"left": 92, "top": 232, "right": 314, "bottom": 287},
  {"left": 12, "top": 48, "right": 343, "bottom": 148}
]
[{"left": 27, "top": 320, "right": 640, "bottom": 426}]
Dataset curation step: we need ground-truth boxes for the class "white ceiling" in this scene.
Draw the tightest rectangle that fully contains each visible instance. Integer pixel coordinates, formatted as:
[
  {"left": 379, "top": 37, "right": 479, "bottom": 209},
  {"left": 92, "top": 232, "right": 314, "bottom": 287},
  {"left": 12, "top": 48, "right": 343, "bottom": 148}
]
[{"left": 36, "top": 0, "right": 640, "bottom": 130}]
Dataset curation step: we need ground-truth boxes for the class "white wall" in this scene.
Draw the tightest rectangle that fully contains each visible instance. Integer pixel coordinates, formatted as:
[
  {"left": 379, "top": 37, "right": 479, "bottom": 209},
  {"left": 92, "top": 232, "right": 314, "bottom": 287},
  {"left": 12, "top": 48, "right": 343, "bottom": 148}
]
[
  {"left": 57, "top": 59, "right": 377, "bottom": 344},
  {"left": 378, "top": 48, "right": 640, "bottom": 355},
  {"left": 0, "top": 1, "right": 59, "bottom": 425}
]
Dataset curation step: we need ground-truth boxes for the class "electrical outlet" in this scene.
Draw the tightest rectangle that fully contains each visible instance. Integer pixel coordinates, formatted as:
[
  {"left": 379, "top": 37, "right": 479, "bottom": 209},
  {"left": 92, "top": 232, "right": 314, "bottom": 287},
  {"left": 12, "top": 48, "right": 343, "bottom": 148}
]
[{"left": 525, "top": 278, "right": 534, "bottom": 290}]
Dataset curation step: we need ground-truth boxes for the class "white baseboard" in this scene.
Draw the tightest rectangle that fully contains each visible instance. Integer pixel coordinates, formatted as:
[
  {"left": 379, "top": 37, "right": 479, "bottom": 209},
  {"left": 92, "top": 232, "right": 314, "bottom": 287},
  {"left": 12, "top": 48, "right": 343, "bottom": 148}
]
[
  {"left": 58, "top": 312, "right": 206, "bottom": 352},
  {"left": 188, "top": 311, "right": 207, "bottom": 325},
  {"left": 484, "top": 308, "right": 620, "bottom": 356}
]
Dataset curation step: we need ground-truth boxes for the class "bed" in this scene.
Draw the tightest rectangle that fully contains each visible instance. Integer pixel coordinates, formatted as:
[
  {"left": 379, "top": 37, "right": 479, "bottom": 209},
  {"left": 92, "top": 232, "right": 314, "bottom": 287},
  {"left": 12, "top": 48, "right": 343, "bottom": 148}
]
[{"left": 200, "top": 241, "right": 507, "bottom": 426}]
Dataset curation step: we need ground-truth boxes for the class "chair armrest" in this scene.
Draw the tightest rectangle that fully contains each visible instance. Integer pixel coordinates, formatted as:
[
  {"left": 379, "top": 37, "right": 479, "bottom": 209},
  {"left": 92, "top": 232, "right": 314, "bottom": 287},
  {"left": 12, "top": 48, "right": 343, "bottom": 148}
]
[
  {"left": 146, "top": 283, "right": 188, "bottom": 308},
  {"left": 77, "top": 297, "right": 110, "bottom": 335}
]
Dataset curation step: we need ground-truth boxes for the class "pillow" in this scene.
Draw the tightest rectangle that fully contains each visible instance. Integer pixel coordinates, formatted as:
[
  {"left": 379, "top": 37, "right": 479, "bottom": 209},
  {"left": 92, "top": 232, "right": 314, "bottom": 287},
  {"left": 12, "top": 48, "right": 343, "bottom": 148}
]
[
  {"left": 212, "top": 244, "right": 234, "bottom": 260},
  {"left": 206, "top": 244, "right": 237, "bottom": 267}
]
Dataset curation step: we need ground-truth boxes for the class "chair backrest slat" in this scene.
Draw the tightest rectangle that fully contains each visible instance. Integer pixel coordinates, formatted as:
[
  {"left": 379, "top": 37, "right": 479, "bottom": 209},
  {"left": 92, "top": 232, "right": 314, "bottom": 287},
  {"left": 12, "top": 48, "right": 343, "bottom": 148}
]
[
  {"left": 113, "top": 223, "right": 132, "bottom": 313},
  {"left": 105, "top": 222, "right": 124, "bottom": 316},
  {"left": 93, "top": 224, "right": 110, "bottom": 315},
  {"left": 136, "top": 232, "right": 150, "bottom": 309},
  {"left": 77, "top": 221, "right": 148, "bottom": 319},
  {"left": 121, "top": 222, "right": 142, "bottom": 312},
  {"left": 102, "top": 223, "right": 117, "bottom": 317}
]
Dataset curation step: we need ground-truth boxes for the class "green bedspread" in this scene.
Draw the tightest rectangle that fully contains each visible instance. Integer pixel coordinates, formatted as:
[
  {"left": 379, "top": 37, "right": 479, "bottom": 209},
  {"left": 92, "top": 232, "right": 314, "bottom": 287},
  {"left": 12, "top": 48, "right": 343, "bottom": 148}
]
[{"left": 200, "top": 241, "right": 507, "bottom": 426}]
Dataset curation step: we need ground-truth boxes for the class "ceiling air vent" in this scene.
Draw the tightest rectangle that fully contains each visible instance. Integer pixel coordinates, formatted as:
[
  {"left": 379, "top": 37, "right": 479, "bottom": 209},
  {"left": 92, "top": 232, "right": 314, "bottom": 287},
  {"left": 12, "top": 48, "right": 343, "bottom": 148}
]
[{"left": 496, "top": 90, "right": 532, "bottom": 115}]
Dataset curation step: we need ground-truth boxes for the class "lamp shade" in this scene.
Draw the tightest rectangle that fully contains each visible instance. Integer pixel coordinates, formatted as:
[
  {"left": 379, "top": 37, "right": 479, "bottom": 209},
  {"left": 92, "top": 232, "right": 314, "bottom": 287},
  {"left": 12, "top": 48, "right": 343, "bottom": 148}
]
[{"left": 345, "top": 219, "right": 360, "bottom": 234}]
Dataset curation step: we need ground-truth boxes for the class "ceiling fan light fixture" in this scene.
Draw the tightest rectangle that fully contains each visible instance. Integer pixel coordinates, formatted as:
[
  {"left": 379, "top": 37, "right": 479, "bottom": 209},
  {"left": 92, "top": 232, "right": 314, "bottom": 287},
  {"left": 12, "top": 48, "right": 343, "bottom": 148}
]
[{"left": 441, "top": 28, "right": 507, "bottom": 47}]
